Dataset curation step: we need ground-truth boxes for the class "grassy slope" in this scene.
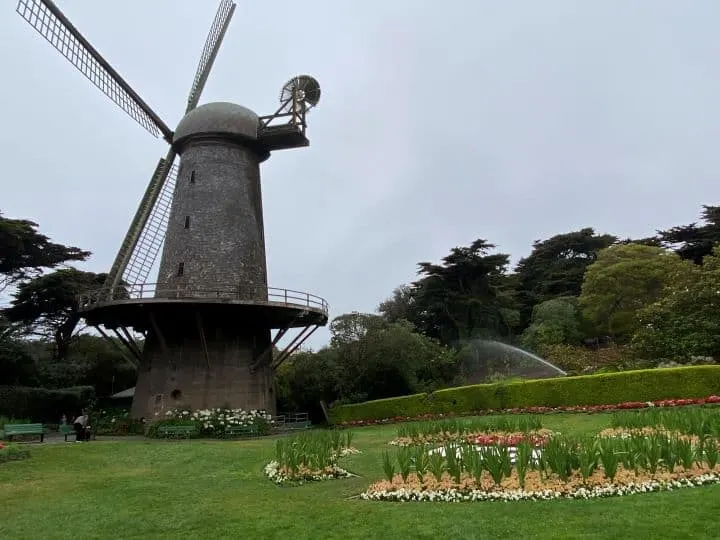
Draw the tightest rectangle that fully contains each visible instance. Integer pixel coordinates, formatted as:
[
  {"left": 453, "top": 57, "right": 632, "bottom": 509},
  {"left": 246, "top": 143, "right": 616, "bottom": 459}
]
[{"left": 1, "top": 414, "right": 719, "bottom": 539}]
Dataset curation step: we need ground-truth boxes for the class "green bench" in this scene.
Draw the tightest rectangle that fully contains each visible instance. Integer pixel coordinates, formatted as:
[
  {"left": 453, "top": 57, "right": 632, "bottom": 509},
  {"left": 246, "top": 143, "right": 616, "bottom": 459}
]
[
  {"left": 59, "top": 424, "right": 94, "bottom": 441},
  {"left": 59, "top": 424, "right": 75, "bottom": 441},
  {"left": 2, "top": 423, "right": 45, "bottom": 442},
  {"left": 285, "top": 420, "right": 312, "bottom": 430},
  {"left": 273, "top": 413, "right": 312, "bottom": 431},
  {"left": 157, "top": 425, "right": 197, "bottom": 439},
  {"left": 225, "top": 425, "right": 257, "bottom": 438}
]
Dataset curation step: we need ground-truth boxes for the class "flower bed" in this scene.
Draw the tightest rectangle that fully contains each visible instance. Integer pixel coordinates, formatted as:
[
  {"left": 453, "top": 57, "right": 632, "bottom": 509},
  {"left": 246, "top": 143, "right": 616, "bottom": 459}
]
[
  {"left": 91, "top": 408, "right": 144, "bottom": 436},
  {"left": 264, "top": 461, "right": 353, "bottom": 484},
  {"left": 264, "top": 430, "right": 359, "bottom": 485},
  {"left": 363, "top": 407, "right": 720, "bottom": 502},
  {"left": 340, "top": 395, "right": 720, "bottom": 428},
  {"left": 360, "top": 472, "right": 720, "bottom": 502},
  {"left": 598, "top": 427, "right": 699, "bottom": 443},
  {"left": 0, "top": 442, "right": 30, "bottom": 464},
  {"left": 597, "top": 407, "right": 720, "bottom": 445},
  {"left": 611, "top": 406, "right": 720, "bottom": 436},
  {"left": 467, "top": 432, "right": 551, "bottom": 447},
  {"left": 147, "top": 407, "right": 273, "bottom": 439},
  {"left": 390, "top": 416, "right": 543, "bottom": 447},
  {"left": 391, "top": 431, "right": 554, "bottom": 448},
  {"left": 428, "top": 442, "right": 545, "bottom": 466}
]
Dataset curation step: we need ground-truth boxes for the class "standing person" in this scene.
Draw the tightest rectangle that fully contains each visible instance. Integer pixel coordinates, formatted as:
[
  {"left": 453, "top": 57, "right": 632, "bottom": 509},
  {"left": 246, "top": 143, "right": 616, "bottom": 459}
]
[{"left": 73, "top": 410, "right": 89, "bottom": 442}]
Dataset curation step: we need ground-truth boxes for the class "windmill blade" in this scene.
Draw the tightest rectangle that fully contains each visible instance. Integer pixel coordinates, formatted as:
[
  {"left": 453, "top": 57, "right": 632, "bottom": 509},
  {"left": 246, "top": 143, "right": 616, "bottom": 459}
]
[
  {"left": 105, "top": 150, "right": 177, "bottom": 291},
  {"left": 185, "top": 0, "right": 236, "bottom": 113},
  {"left": 16, "top": 0, "right": 172, "bottom": 140},
  {"left": 120, "top": 161, "right": 179, "bottom": 288}
]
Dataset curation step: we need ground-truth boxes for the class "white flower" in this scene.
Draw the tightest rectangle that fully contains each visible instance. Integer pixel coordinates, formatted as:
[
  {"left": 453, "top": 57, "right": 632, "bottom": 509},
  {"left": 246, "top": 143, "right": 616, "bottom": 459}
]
[{"left": 360, "top": 473, "right": 720, "bottom": 502}]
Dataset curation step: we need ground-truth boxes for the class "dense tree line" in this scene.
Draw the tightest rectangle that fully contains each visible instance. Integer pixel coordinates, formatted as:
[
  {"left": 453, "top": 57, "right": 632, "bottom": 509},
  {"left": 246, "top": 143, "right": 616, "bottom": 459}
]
[
  {"left": 0, "top": 211, "right": 135, "bottom": 393},
  {"left": 278, "top": 205, "right": 720, "bottom": 417},
  {"left": 2, "top": 205, "right": 720, "bottom": 418}
]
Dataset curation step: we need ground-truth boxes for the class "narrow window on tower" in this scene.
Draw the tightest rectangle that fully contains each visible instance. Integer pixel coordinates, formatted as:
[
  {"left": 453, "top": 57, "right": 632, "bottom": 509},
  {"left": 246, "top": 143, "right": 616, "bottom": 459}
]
[
  {"left": 190, "top": 170, "right": 195, "bottom": 184},
  {"left": 184, "top": 216, "right": 190, "bottom": 229},
  {"left": 177, "top": 262, "right": 184, "bottom": 277}
]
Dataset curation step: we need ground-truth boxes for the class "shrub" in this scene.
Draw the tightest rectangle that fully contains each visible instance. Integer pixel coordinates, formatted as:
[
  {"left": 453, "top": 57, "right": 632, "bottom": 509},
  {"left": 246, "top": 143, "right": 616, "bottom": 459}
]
[
  {"left": 0, "top": 385, "right": 95, "bottom": 422},
  {"left": 541, "top": 343, "right": 632, "bottom": 373},
  {"left": 329, "top": 365, "right": 720, "bottom": 424},
  {"left": 91, "top": 407, "right": 144, "bottom": 436},
  {"left": 0, "top": 442, "right": 30, "bottom": 464},
  {"left": 147, "top": 407, "right": 273, "bottom": 439}
]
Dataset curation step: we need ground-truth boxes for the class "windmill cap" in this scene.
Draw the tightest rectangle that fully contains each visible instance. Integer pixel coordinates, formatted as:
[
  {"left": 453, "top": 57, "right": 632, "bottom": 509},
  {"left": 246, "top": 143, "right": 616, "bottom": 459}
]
[{"left": 173, "top": 102, "right": 259, "bottom": 146}]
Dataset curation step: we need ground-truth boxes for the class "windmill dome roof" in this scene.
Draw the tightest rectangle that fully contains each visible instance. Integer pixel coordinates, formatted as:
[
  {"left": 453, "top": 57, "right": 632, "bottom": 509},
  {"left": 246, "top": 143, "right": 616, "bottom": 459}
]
[{"left": 173, "top": 102, "right": 259, "bottom": 144}]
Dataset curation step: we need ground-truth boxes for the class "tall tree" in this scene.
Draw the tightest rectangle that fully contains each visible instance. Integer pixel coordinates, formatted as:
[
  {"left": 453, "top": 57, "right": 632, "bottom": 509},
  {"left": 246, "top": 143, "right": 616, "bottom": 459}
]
[
  {"left": 347, "top": 320, "right": 456, "bottom": 401},
  {"left": 579, "top": 243, "right": 689, "bottom": 340},
  {"left": 514, "top": 228, "right": 617, "bottom": 327},
  {"left": 377, "top": 285, "right": 416, "bottom": 324},
  {"left": 329, "top": 312, "right": 386, "bottom": 348},
  {"left": 632, "top": 247, "right": 720, "bottom": 360},
  {"left": 0, "top": 212, "right": 90, "bottom": 293},
  {"left": 411, "top": 239, "right": 519, "bottom": 346},
  {"left": 275, "top": 348, "right": 342, "bottom": 421},
  {"left": 277, "top": 316, "right": 458, "bottom": 416},
  {"left": 0, "top": 337, "right": 38, "bottom": 386},
  {"left": 33, "top": 335, "right": 138, "bottom": 395},
  {"left": 656, "top": 205, "right": 720, "bottom": 264},
  {"left": 520, "top": 296, "right": 586, "bottom": 353},
  {"left": 327, "top": 312, "right": 390, "bottom": 400},
  {"left": 3, "top": 268, "right": 106, "bottom": 358}
]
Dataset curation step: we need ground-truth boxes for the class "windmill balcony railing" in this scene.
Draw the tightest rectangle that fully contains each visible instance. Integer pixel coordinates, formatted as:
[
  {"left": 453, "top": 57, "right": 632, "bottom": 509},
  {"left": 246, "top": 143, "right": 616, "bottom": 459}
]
[
  {"left": 258, "top": 108, "right": 307, "bottom": 132},
  {"left": 77, "top": 283, "right": 328, "bottom": 315}
]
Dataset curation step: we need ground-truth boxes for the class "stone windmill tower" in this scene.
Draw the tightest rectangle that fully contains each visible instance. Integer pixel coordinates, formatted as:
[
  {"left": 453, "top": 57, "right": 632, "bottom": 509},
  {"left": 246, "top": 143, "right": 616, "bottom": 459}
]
[{"left": 16, "top": 0, "right": 328, "bottom": 418}]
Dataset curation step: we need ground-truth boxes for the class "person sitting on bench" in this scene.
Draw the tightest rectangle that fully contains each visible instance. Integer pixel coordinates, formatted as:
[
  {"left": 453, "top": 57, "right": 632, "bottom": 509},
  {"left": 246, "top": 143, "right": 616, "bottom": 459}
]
[{"left": 73, "top": 411, "right": 90, "bottom": 442}]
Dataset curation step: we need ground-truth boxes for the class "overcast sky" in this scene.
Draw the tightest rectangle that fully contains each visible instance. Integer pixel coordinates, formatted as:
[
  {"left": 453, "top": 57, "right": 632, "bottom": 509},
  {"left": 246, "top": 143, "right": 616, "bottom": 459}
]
[{"left": 2, "top": 0, "right": 719, "bottom": 350}]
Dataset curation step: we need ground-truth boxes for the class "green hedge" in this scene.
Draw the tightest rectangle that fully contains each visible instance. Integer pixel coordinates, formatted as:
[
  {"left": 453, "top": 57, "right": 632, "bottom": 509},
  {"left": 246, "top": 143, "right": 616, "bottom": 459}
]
[
  {"left": 329, "top": 365, "right": 720, "bottom": 424},
  {"left": 0, "top": 385, "right": 95, "bottom": 423}
]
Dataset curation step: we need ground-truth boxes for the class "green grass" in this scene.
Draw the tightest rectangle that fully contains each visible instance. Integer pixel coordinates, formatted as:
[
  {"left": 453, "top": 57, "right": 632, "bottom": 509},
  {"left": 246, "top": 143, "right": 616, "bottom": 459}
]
[{"left": 1, "top": 413, "right": 719, "bottom": 539}]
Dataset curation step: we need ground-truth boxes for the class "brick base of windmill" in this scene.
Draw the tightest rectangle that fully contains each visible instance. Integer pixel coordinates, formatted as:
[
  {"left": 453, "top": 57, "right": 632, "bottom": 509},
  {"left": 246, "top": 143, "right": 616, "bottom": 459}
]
[{"left": 79, "top": 285, "right": 327, "bottom": 418}]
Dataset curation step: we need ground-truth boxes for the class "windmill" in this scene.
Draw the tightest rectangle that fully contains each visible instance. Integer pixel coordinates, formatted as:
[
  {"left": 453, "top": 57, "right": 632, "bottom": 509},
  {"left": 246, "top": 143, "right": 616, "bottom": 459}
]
[{"left": 16, "top": 0, "right": 328, "bottom": 418}]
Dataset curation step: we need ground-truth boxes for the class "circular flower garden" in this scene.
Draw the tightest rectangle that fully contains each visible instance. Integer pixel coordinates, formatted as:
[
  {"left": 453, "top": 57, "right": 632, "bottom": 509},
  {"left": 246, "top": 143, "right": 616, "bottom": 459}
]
[
  {"left": 361, "top": 407, "right": 720, "bottom": 502},
  {"left": 264, "top": 430, "right": 361, "bottom": 485},
  {"left": 264, "top": 405, "right": 720, "bottom": 503}
]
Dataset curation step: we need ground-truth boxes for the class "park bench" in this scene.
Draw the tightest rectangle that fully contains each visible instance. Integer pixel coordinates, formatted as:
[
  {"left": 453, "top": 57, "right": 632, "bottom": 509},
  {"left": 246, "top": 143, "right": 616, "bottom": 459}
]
[
  {"left": 225, "top": 425, "right": 257, "bottom": 438},
  {"left": 59, "top": 424, "right": 95, "bottom": 442},
  {"left": 157, "top": 425, "right": 197, "bottom": 439},
  {"left": 2, "top": 423, "right": 45, "bottom": 442},
  {"left": 59, "top": 424, "right": 74, "bottom": 441},
  {"left": 273, "top": 413, "right": 311, "bottom": 431}
]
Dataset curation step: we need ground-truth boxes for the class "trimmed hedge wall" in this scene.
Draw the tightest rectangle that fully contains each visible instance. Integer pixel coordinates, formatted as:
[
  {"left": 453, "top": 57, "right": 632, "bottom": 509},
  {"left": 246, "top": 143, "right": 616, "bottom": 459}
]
[
  {"left": 329, "top": 365, "right": 720, "bottom": 424},
  {"left": 0, "top": 385, "right": 95, "bottom": 422}
]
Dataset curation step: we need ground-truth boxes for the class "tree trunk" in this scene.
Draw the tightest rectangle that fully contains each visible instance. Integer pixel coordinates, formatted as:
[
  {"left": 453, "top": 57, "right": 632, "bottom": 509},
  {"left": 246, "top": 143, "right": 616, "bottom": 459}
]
[{"left": 54, "top": 312, "right": 80, "bottom": 359}]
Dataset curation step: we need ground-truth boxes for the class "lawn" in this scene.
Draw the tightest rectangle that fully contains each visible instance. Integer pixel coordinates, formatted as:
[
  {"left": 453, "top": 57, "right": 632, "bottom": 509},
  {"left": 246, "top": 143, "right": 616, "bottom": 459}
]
[{"left": 1, "top": 413, "right": 719, "bottom": 539}]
